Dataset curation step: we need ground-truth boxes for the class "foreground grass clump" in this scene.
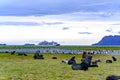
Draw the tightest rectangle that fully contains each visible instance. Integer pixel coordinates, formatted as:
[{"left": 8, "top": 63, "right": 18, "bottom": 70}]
[{"left": 0, "top": 53, "right": 120, "bottom": 80}]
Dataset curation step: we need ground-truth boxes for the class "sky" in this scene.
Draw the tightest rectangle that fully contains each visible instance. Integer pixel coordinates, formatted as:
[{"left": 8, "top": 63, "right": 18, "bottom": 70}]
[{"left": 0, "top": 0, "right": 120, "bottom": 45}]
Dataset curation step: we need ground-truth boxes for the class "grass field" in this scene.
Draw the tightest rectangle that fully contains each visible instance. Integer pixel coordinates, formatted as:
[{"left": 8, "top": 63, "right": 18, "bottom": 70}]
[
  {"left": 0, "top": 45, "right": 120, "bottom": 50},
  {"left": 0, "top": 53, "right": 120, "bottom": 80}
]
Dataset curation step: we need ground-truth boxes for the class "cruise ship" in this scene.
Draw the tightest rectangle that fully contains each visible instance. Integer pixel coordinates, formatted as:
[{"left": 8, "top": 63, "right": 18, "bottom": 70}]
[{"left": 38, "top": 40, "right": 60, "bottom": 46}]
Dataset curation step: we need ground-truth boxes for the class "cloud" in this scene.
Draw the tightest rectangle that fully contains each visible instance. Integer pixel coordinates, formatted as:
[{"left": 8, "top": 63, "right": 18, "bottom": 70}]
[
  {"left": 105, "top": 27, "right": 120, "bottom": 35},
  {"left": 105, "top": 29, "right": 113, "bottom": 32},
  {"left": 118, "top": 31, "right": 120, "bottom": 34},
  {"left": 0, "top": 22, "right": 40, "bottom": 26},
  {"left": 52, "top": 11, "right": 120, "bottom": 22},
  {"left": 62, "top": 27, "right": 69, "bottom": 30},
  {"left": 111, "top": 23, "right": 120, "bottom": 25},
  {"left": 78, "top": 32, "right": 92, "bottom": 34},
  {"left": 0, "top": 21, "right": 64, "bottom": 26},
  {"left": 41, "top": 21, "right": 63, "bottom": 25},
  {"left": 0, "top": 0, "right": 120, "bottom": 16}
]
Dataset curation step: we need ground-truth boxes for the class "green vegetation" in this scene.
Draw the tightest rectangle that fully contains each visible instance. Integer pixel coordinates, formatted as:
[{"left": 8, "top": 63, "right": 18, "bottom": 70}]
[
  {"left": 56, "top": 46, "right": 120, "bottom": 50},
  {"left": 0, "top": 45, "right": 120, "bottom": 50},
  {"left": 0, "top": 53, "right": 120, "bottom": 80}
]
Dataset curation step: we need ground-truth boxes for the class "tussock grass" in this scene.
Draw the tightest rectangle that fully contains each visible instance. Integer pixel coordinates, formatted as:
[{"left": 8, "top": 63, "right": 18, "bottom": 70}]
[{"left": 0, "top": 53, "right": 120, "bottom": 80}]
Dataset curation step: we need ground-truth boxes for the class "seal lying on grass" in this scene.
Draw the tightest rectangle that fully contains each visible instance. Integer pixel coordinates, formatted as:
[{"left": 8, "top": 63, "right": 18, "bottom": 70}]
[
  {"left": 106, "top": 60, "right": 112, "bottom": 63},
  {"left": 72, "top": 56, "right": 92, "bottom": 71},
  {"left": 62, "top": 56, "right": 76, "bottom": 65},
  {"left": 33, "top": 50, "right": 44, "bottom": 59},
  {"left": 112, "top": 56, "right": 117, "bottom": 61},
  {"left": 68, "top": 56, "right": 76, "bottom": 65},
  {"left": 106, "top": 75, "right": 120, "bottom": 80}
]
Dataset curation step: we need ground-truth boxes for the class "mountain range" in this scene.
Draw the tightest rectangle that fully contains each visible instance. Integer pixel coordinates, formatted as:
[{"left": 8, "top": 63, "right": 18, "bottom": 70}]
[{"left": 92, "top": 35, "right": 120, "bottom": 46}]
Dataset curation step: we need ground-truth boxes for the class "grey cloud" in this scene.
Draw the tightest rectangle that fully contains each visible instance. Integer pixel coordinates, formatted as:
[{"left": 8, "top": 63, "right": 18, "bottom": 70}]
[
  {"left": 78, "top": 32, "right": 92, "bottom": 34},
  {"left": 62, "top": 27, "right": 69, "bottom": 30},
  {"left": 61, "top": 11, "right": 120, "bottom": 21},
  {"left": 106, "top": 30, "right": 112, "bottom": 32},
  {"left": 0, "top": 21, "right": 64, "bottom": 26},
  {"left": 111, "top": 23, "right": 120, "bottom": 25},
  {"left": 41, "top": 21, "right": 63, "bottom": 25},
  {"left": 105, "top": 28, "right": 113, "bottom": 32},
  {"left": 118, "top": 31, "right": 120, "bottom": 34},
  {"left": 0, "top": 22, "right": 40, "bottom": 26}
]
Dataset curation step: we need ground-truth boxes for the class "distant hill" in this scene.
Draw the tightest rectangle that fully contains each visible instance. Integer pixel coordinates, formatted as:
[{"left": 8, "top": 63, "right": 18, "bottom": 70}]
[
  {"left": 92, "top": 35, "right": 120, "bottom": 46},
  {"left": 0, "top": 44, "right": 6, "bottom": 46}
]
